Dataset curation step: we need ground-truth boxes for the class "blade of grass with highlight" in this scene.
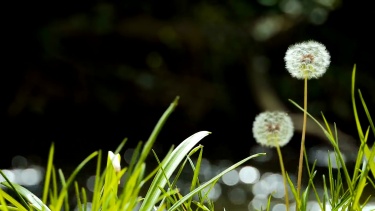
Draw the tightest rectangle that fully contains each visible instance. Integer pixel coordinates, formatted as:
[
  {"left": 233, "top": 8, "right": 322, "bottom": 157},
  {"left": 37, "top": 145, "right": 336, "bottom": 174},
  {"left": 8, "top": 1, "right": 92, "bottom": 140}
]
[
  {"left": 0, "top": 187, "right": 8, "bottom": 211},
  {"left": 350, "top": 65, "right": 375, "bottom": 181},
  {"left": 165, "top": 145, "right": 208, "bottom": 210},
  {"left": 301, "top": 176, "right": 313, "bottom": 211},
  {"left": 286, "top": 172, "right": 299, "bottom": 208},
  {"left": 187, "top": 145, "right": 204, "bottom": 208},
  {"left": 358, "top": 89, "right": 375, "bottom": 178},
  {"left": 167, "top": 152, "right": 266, "bottom": 211},
  {"left": 141, "top": 147, "right": 174, "bottom": 187},
  {"left": 0, "top": 171, "right": 29, "bottom": 210},
  {"left": 48, "top": 165, "right": 58, "bottom": 207},
  {"left": 42, "top": 143, "right": 54, "bottom": 204},
  {"left": 74, "top": 182, "right": 83, "bottom": 211},
  {"left": 114, "top": 138, "right": 128, "bottom": 155},
  {"left": 0, "top": 182, "right": 50, "bottom": 211},
  {"left": 91, "top": 150, "right": 102, "bottom": 211},
  {"left": 121, "top": 144, "right": 148, "bottom": 209},
  {"left": 322, "top": 174, "right": 330, "bottom": 208},
  {"left": 138, "top": 131, "right": 211, "bottom": 211},
  {"left": 141, "top": 148, "right": 177, "bottom": 207},
  {"left": 289, "top": 99, "right": 353, "bottom": 194},
  {"left": 327, "top": 150, "right": 335, "bottom": 205},
  {"left": 351, "top": 65, "right": 366, "bottom": 185},
  {"left": 81, "top": 187, "right": 87, "bottom": 211},
  {"left": 353, "top": 147, "right": 373, "bottom": 209},
  {"left": 117, "top": 166, "right": 143, "bottom": 211},
  {"left": 57, "top": 169, "right": 69, "bottom": 211},
  {"left": 164, "top": 150, "right": 194, "bottom": 206},
  {"left": 0, "top": 188, "right": 28, "bottom": 211},
  {"left": 266, "top": 194, "right": 272, "bottom": 211},
  {"left": 134, "top": 96, "right": 179, "bottom": 172},
  {"left": 53, "top": 151, "right": 98, "bottom": 211},
  {"left": 303, "top": 150, "right": 324, "bottom": 210},
  {"left": 112, "top": 97, "right": 179, "bottom": 211},
  {"left": 350, "top": 66, "right": 375, "bottom": 209},
  {"left": 123, "top": 141, "right": 143, "bottom": 184}
]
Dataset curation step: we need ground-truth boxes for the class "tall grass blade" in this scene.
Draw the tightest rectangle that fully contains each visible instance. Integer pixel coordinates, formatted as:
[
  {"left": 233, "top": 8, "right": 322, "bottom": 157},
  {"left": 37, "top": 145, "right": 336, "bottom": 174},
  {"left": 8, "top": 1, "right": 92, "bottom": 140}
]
[
  {"left": 139, "top": 131, "right": 211, "bottom": 211},
  {"left": 0, "top": 188, "right": 28, "bottom": 211},
  {"left": 358, "top": 90, "right": 375, "bottom": 179},
  {"left": 0, "top": 170, "right": 29, "bottom": 210},
  {"left": 54, "top": 151, "right": 98, "bottom": 211},
  {"left": 0, "top": 182, "right": 50, "bottom": 211},
  {"left": 167, "top": 152, "right": 265, "bottom": 211},
  {"left": 42, "top": 143, "right": 54, "bottom": 204},
  {"left": 289, "top": 100, "right": 353, "bottom": 193},
  {"left": 135, "top": 96, "right": 179, "bottom": 171}
]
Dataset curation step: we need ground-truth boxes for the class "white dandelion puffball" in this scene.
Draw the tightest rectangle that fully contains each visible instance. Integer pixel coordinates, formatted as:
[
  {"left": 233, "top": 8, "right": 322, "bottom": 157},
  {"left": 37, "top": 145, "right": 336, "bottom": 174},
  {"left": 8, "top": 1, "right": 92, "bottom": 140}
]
[
  {"left": 252, "top": 111, "right": 294, "bottom": 147},
  {"left": 284, "top": 40, "right": 330, "bottom": 79}
]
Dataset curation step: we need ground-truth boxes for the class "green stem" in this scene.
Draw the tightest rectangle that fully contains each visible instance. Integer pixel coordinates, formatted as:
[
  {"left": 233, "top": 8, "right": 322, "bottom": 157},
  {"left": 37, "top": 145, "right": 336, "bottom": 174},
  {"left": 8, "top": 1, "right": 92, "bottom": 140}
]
[
  {"left": 276, "top": 145, "right": 290, "bottom": 211},
  {"left": 297, "top": 77, "right": 308, "bottom": 201}
]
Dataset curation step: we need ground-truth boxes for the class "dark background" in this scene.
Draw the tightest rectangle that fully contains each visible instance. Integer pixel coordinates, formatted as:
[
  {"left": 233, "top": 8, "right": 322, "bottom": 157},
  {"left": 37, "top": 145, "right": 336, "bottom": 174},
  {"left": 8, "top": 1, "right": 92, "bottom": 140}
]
[{"left": 1, "top": 0, "right": 374, "bottom": 173}]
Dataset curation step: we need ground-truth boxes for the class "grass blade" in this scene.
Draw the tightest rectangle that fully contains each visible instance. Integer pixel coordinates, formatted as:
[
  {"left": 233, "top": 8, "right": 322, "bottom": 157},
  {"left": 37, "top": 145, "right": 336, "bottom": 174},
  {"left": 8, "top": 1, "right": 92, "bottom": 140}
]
[
  {"left": 42, "top": 143, "right": 54, "bottom": 204},
  {"left": 167, "top": 152, "right": 266, "bottom": 211},
  {"left": 139, "top": 131, "right": 211, "bottom": 211},
  {"left": 135, "top": 96, "right": 179, "bottom": 171},
  {"left": 1, "top": 182, "right": 51, "bottom": 211},
  {"left": 54, "top": 151, "right": 98, "bottom": 211},
  {"left": 357, "top": 90, "right": 375, "bottom": 179}
]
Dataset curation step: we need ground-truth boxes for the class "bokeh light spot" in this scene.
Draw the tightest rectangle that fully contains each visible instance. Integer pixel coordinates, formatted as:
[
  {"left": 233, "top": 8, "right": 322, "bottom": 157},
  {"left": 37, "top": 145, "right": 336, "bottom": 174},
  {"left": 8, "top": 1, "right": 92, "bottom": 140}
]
[
  {"left": 21, "top": 167, "right": 42, "bottom": 186},
  {"left": 239, "top": 166, "right": 260, "bottom": 184},
  {"left": 222, "top": 169, "right": 239, "bottom": 186}
]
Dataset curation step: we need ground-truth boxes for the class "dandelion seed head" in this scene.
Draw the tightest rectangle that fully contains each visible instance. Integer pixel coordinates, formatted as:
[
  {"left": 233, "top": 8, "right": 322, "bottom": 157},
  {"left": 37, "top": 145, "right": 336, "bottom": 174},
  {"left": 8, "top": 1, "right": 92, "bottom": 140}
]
[
  {"left": 284, "top": 40, "right": 330, "bottom": 79},
  {"left": 252, "top": 111, "right": 294, "bottom": 147}
]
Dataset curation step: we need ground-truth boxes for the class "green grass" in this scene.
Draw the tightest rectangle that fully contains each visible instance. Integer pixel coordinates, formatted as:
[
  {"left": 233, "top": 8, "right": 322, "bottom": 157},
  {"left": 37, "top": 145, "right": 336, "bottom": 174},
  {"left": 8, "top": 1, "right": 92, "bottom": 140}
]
[{"left": 287, "top": 65, "right": 375, "bottom": 211}]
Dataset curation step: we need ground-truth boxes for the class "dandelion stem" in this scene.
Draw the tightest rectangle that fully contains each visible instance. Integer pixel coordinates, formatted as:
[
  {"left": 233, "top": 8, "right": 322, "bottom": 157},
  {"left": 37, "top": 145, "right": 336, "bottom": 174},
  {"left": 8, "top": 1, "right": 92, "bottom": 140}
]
[
  {"left": 276, "top": 145, "right": 290, "bottom": 211},
  {"left": 297, "top": 77, "right": 308, "bottom": 199}
]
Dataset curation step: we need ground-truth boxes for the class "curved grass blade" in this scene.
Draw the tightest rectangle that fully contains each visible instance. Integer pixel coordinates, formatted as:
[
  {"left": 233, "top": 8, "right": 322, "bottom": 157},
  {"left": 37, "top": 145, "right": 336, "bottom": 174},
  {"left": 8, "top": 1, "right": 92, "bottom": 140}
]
[
  {"left": 358, "top": 90, "right": 375, "bottom": 179},
  {"left": 0, "top": 186, "right": 8, "bottom": 211},
  {"left": 139, "top": 131, "right": 211, "bottom": 211},
  {"left": 42, "top": 143, "right": 54, "bottom": 204},
  {"left": 134, "top": 96, "right": 179, "bottom": 171},
  {"left": 0, "top": 170, "right": 29, "bottom": 210},
  {"left": 54, "top": 151, "right": 98, "bottom": 210},
  {"left": 289, "top": 99, "right": 353, "bottom": 193},
  {"left": 167, "top": 152, "right": 266, "bottom": 211},
  {"left": 1, "top": 182, "right": 51, "bottom": 211},
  {"left": 0, "top": 188, "right": 28, "bottom": 211}
]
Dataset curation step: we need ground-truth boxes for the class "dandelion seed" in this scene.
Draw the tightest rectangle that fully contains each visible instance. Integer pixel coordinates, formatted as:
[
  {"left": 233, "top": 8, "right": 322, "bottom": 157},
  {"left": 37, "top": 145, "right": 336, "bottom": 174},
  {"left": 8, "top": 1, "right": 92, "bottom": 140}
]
[
  {"left": 284, "top": 40, "right": 330, "bottom": 79},
  {"left": 252, "top": 111, "right": 294, "bottom": 147}
]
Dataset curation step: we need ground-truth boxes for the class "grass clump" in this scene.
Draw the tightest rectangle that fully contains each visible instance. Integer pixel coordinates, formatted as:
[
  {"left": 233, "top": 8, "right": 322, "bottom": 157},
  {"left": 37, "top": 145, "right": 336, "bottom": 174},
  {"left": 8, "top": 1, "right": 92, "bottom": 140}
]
[
  {"left": 287, "top": 65, "right": 375, "bottom": 211},
  {"left": 0, "top": 96, "right": 265, "bottom": 211}
]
